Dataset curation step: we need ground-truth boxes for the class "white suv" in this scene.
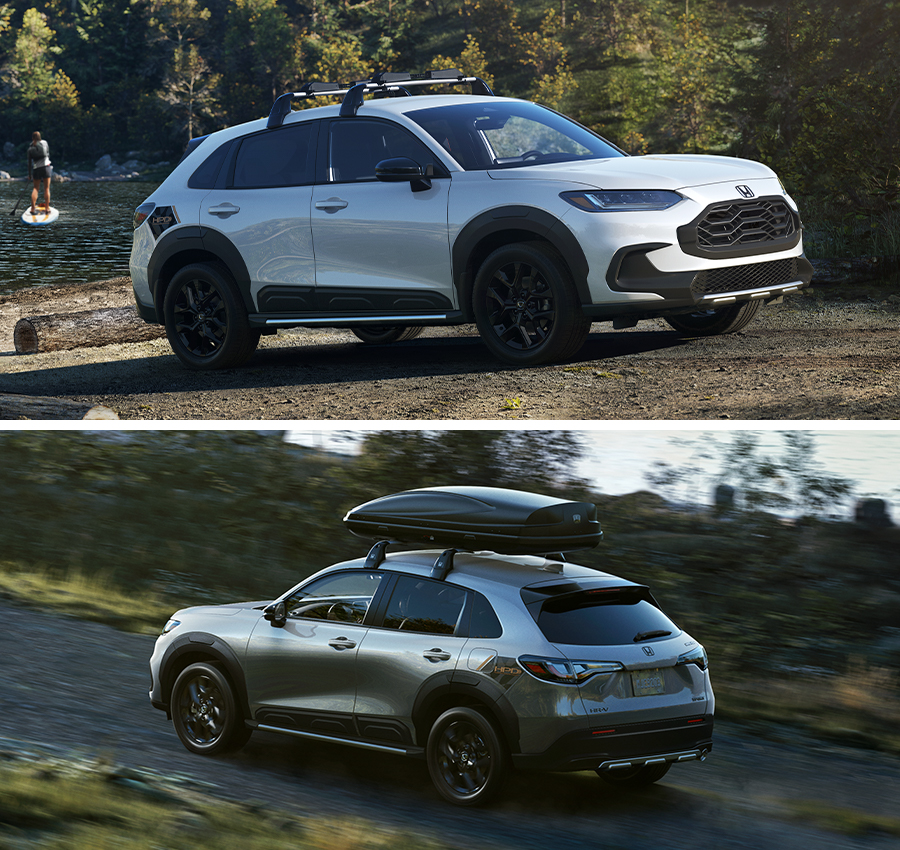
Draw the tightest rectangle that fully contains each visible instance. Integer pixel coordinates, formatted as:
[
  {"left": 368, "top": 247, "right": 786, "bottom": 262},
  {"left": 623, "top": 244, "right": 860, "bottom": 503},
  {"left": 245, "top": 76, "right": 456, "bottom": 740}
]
[{"left": 130, "top": 70, "right": 812, "bottom": 370}]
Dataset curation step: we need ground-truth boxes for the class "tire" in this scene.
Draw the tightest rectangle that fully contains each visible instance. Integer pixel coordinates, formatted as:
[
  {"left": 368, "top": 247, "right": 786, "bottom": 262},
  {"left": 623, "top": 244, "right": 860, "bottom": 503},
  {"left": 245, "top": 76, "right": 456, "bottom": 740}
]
[
  {"left": 163, "top": 263, "right": 261, "bottom": 370},
  {"left": 170, "top": 662, "right": 251, "bottom": 756},
  {"left": 595, "top": 761, "right": 671, "bottom": 789},
  {"left": 665, "top": 299, "right": 762, "bottom": 336},
  {"left": 472, "top": 243, "right": 591, "bottom": 366},
  {"left": 351, "top": 326, "right": 424, "bottom": 344},
  {"left": 426, "top": 707, "right": 507, "bottom": 806}
]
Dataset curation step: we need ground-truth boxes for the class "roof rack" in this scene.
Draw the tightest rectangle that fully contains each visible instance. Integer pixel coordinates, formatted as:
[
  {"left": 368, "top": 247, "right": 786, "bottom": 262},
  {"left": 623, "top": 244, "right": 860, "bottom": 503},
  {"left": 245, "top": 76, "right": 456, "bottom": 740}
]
[{"left": 267, "top": 68, "right": 494, "bottom": 129}]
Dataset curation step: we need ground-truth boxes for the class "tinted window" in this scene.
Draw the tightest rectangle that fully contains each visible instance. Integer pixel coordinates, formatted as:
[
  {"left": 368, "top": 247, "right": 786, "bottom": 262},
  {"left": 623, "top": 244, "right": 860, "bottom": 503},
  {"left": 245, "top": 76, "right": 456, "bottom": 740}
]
[
  {"left": 407, "top": 101, "right": 624, "bottom": 170},
  {"left": 187, "top": 140, "right": 230, "bottom": 189},
  {"left": 382, "top": 576, "right": 467, "bottom": 635},
  {"left": 329, "top": 120, "right": 445, "bottom": 183},
  {"left": 232, "top": 123, "right": 316, "bottom": 188},
  {"left": 284, "top": 571, "right": 383, "bottom": 624},
  {"left": 535, "top": 590, "right": 680, "bottom": 646}
]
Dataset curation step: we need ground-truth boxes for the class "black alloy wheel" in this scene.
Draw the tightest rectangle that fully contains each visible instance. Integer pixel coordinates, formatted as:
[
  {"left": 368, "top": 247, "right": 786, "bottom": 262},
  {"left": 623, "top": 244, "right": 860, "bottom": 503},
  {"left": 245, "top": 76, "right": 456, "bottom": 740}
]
[
  {"left": 426, "top": 707, "right": 507, "bottom": 806},
  {"left": 473, "top": 243, "right": 590, "bottom": 365},
  {"left": 163, "top": 263, "right": 260, "bottom": 370},
  {"left": 351, "top": 326, "right": 424, "bottom": 344},
  {"left": 170, "top": 662, "right": 251, "bottom": 756},
  {"left": 665, "top": 299, "right": 762, "bottom": 336}
]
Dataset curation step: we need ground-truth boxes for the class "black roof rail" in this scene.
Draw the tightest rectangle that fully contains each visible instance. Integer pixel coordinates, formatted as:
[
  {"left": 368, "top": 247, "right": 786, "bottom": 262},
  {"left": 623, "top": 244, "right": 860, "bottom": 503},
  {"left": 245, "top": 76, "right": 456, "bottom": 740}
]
[{"left": 267, "top": 69, "right": 494, "bottom": 128}]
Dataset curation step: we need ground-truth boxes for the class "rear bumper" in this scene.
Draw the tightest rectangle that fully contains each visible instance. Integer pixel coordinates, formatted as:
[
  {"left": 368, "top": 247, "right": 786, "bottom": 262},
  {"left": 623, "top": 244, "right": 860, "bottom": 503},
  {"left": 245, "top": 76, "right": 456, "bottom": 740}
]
[{"left": 511, "top": 714, "right": 714, "bottom": 772}]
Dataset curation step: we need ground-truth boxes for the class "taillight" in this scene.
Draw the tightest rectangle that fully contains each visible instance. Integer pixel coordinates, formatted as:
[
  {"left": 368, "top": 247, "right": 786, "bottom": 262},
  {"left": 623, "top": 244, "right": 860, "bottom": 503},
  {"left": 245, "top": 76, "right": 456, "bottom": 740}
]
[
  {"left": 677, "top": 645, "right": 708, "bottom": 671},
  {"left": 133, "top": 202, "right": 155, "bottom": 229},
  {"left": 519, "top": 656, "right": 622, "bottom": 684}
]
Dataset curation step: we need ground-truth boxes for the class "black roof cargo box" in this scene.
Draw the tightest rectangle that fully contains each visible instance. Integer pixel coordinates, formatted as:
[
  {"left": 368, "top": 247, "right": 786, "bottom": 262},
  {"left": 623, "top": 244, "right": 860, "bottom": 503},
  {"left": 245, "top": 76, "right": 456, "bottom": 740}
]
[{"left": 343, "top": 486, "right": 602, "bottom": 554}]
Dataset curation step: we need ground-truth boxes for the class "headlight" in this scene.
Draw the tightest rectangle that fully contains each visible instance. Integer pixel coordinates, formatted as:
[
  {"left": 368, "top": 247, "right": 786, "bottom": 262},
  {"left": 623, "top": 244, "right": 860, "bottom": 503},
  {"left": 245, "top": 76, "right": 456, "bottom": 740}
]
[
  {"left": 160, "top": 618, "right": 181, "bottom": 636},
  {"left": 561, "top": 190, "right": 684, "bottom": 212}
]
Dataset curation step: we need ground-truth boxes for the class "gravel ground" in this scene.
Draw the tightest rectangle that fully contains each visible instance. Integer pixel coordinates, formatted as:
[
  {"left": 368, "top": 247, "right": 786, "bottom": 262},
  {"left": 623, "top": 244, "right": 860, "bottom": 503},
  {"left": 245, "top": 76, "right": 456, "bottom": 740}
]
[
  {"left": 1, "top": 276, "right": 898, "bottom": 420},
  {"left": 2, "top": 599, "right": 899, "bottom": 850}
]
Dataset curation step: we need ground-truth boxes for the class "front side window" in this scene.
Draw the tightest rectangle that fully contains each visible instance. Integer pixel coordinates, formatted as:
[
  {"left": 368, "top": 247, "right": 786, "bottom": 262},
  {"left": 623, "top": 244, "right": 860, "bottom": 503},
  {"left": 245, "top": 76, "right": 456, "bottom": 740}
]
[
  {"left": 284, "top": 571, "right": 383, "bottom": 624},
  {"left": 407, "top": 101, "right": 624, "bottom": 170},
  {"left": 232, "top": 122, "right": 316, "bottom": 188},
  {"left": 382, "top": 576, "right": 468, "bottom": 635},
  {"left": 328, "top": 120, "right": 445, "bottom": 183}
]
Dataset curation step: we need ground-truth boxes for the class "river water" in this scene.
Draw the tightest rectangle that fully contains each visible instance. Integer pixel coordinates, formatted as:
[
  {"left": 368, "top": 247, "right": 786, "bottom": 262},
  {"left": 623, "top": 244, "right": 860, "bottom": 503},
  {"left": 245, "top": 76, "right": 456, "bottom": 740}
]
[{"left": 0, "top": 181, "right": 158, "bottom": 295}]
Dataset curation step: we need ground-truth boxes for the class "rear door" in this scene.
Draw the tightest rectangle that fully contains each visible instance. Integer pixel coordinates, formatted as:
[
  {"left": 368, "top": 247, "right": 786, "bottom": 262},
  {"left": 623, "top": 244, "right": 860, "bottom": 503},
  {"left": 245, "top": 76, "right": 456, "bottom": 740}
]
[{"left": 353, "top": 575, "right": 469, "bottom": 740}]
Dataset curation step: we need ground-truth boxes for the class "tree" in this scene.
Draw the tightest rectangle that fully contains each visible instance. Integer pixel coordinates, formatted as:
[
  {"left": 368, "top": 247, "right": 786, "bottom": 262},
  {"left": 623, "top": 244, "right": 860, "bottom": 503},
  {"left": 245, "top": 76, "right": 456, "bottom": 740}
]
[
  {"left": 646, "top": 431, "right": 855, "bottom": 518},
  {"left": 4, "top": 8, "right": 59, "bottom": 107},
  {"left": 159, "top": 42, "right": 220, "bottom": 144}
]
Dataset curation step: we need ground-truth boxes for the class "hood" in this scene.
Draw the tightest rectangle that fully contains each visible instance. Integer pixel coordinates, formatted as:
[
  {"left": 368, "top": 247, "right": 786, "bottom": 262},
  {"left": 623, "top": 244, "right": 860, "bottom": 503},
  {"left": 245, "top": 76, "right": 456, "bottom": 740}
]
[{"left": 488, "top": 154, "right": 777, "bottom": 191}]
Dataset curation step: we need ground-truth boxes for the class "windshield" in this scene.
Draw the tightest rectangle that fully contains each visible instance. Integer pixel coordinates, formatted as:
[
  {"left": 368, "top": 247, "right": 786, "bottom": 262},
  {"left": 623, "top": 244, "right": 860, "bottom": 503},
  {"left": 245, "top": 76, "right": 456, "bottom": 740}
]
[{"left": 406, "top": 101, "right": 625, "bottom": 171}]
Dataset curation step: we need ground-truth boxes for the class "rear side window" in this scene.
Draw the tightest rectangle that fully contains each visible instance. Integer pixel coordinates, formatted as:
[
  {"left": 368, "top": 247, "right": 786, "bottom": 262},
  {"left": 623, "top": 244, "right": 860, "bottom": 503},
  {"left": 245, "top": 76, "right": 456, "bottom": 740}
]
[
  {"left": 232, "top": 122, "right": 316, "bottom": 188},
  {"left": 382, "top": 576, "right": 467, "bottom": 635},
  {"left": 531, "top": 588, "right": 680, "bottom": 646}
]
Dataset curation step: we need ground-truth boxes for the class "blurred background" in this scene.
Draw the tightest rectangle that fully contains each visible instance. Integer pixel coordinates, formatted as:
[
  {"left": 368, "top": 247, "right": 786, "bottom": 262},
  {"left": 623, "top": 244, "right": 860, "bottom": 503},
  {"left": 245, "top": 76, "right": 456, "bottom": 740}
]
[{"left": 1, "top": 426, "right": 897, "bottom": 758}]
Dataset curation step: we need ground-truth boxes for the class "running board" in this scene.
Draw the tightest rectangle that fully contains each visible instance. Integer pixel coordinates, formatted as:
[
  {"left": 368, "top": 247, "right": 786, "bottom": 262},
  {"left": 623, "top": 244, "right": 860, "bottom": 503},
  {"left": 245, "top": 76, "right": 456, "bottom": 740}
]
[
  {"left": 598, "top": 748, "right": 710, "bottom": 771},
  {"left": 250, "top": 311, "right": 462, "bottom": 328},
  {"left": 254, "top": 723, "right": 424, "bottom": 757}
]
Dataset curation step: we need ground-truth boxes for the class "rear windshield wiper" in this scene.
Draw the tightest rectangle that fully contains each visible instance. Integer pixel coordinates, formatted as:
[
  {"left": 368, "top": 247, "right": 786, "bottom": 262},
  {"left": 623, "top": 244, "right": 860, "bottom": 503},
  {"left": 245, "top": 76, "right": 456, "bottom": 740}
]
[{"left": 633, "top": 630, "right": 672, "bottom": 642}]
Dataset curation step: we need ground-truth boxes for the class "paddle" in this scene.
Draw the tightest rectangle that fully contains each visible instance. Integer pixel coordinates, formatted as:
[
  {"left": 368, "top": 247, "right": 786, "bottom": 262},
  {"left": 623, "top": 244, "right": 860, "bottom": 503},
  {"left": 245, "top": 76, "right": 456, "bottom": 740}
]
[{"left": 9, "top": 192, "right": 27, "bottom": 215}]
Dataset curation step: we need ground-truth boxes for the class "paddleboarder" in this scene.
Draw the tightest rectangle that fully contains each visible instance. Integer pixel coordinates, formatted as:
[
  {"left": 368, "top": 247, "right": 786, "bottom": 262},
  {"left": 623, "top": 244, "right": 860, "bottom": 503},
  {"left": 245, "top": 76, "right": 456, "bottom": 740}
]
[{"left": 27, "top": 131, "right": 52, "bottom": 215}]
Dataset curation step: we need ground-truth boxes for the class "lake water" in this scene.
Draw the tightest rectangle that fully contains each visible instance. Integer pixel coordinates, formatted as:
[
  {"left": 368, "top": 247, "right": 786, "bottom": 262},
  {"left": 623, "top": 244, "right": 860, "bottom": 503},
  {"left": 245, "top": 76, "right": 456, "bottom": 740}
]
[{"left": 0, "top": 181, "right": 158, "bottom": 295}]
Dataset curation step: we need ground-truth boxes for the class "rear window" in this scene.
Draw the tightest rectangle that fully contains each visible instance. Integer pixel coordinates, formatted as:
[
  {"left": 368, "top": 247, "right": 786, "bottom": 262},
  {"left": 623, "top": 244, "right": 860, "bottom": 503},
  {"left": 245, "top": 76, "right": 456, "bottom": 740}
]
[{"left": 529, "top": 587, "right": 680, "bottom": 646}]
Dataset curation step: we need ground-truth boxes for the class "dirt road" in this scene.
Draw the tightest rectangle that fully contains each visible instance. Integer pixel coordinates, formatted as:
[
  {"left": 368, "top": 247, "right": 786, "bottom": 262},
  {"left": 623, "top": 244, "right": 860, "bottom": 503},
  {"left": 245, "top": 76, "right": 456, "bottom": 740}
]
[
  {"left": 1, "top": 600, "right": 898, "bottom": 849},
  {"left": 0, "top": 278, "right": 898, "bottom": 419}
]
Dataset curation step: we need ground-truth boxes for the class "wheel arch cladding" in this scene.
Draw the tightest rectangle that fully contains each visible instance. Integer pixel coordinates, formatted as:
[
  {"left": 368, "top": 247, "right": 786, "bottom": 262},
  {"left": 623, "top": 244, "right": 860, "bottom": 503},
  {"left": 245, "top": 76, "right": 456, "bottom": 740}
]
[
  {"left": 452, "top": 207, "right": 591, "bottom": 319},
  {"left": 161, "top": 634, "right": 251, "bottom": 719},
  {"left": 412, "top": 672, "right": 521, "bottom": 753},
  {"left": 147, "top": 226, "right": 254, "bottom": 321}
]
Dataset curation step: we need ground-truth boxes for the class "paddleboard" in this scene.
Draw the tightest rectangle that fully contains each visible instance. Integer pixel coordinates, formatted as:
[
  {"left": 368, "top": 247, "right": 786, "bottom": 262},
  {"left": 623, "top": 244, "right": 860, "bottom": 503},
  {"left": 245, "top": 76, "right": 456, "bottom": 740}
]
[{"left": 21, "top": 205, "right": 59, "bottom": 225}]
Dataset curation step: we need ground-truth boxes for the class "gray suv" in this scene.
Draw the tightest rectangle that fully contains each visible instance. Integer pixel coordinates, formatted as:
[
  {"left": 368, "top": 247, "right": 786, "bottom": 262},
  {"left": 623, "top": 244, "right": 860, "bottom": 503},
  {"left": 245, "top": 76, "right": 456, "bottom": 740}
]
[
  {"left": 130, "top": 69, "right": 811, "bottom": 370},
  {"left": 148, "top": 487, "right": 713, "bottom": 805}
]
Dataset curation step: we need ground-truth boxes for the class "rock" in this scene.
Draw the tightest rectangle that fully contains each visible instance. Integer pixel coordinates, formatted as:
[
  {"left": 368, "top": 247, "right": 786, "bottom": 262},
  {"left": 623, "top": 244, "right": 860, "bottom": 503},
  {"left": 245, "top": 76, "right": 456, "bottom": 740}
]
[
  {"left": 122, "top": 159, "right": 147, "bottom": 171},
  {"left": 0, "top": 171, "right": 10, "bottom": 180},
  {"left": 95, "top": 154, "right": 114, "bottom": 172},
  {"left": 3, "top": 142, "right": 14, "bottom": 160}
]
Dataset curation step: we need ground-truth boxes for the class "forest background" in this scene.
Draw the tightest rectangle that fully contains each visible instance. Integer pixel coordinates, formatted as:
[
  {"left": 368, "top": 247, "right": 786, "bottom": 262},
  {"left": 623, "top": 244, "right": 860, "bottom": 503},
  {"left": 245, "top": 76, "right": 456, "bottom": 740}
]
[{"left": 1, "top": 0, "right": 899, "bottom": 255}]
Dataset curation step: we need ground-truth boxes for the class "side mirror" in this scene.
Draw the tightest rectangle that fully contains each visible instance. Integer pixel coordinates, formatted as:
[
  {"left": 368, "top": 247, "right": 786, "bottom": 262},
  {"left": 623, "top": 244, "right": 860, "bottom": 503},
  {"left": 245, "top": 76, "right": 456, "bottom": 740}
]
[
  {"left": 375, "top": 158, "right": 433, "bottom": 193},
  {"left": 264, "top": 601, "right": 287, "bottom": 627}
]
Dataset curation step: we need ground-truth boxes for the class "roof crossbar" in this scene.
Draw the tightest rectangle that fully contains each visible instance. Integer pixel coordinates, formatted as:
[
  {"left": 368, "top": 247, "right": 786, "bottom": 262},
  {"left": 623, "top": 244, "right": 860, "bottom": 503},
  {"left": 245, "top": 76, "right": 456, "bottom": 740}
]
[
  {"left": 431, "top": 548, "right": 458, "bottom": 581},
  {"left": 365, "top": 540, "right": 391, "bottom": 569},
  {"left": 267, "top": 69, "right": 494, "bottom": 128}
]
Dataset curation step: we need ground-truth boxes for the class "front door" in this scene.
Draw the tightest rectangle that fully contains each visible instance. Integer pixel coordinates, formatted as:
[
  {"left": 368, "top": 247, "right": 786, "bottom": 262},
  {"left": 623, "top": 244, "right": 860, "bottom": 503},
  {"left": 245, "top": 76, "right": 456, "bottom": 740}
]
[{"left": 310, "top": 118, "right": 455, "bottom": 314}]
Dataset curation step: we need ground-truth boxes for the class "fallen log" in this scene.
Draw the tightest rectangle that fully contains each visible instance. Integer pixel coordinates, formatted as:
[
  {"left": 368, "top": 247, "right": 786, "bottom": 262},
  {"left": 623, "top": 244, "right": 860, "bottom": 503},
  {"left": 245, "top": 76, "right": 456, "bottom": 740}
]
[
  {"left": 14, "top": 306, "right": 166, "bottom": 354},
  {"left": 0, "top": 393, "right": 119, "bottom": 420}
]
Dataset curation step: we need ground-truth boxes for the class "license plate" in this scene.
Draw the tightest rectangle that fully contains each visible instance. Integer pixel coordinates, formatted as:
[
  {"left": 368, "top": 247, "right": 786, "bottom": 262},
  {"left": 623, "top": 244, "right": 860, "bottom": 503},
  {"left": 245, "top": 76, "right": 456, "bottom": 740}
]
[{"left": 631, "top": 668, "right": 665, "bottom": 696}]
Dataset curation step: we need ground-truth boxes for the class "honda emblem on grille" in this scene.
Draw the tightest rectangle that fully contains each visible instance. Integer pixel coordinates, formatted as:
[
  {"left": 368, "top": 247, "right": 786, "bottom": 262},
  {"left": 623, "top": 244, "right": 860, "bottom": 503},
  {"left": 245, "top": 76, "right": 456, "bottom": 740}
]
[
  {"left": 642, "top": 646, "right": 655, "bottom": 656},
  {"left": 736, "top": 185, "right": 755, "bottom": 198}
]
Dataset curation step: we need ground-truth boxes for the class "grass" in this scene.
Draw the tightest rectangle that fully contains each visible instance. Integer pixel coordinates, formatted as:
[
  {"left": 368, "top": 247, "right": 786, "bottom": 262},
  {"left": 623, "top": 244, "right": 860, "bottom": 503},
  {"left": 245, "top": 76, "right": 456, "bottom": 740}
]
[
  {"left": 0, "top": 759, "right": 448, "bottom": 850},
  {"left": 785, "top": 800, "right": 900, "bottom": 838},
  {"left": 801, "top": 199, "right": 900, "bottom": 260}
]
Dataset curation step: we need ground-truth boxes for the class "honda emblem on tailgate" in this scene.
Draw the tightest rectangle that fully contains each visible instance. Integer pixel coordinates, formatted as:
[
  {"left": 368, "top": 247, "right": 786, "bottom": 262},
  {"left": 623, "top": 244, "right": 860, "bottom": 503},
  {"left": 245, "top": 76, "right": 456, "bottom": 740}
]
[{"left": 736, "top": 185, "right": 755, "bottom": 198}]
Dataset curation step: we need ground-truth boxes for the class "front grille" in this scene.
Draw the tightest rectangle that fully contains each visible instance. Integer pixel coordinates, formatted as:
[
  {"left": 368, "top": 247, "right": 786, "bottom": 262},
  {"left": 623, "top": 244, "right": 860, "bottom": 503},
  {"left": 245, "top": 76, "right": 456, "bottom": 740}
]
[
  {"left": 692, "top": 258, "right": 800, "bottom": 296},
  {"left": 696, "top": 199, "right": 796, "bottom": 251}
]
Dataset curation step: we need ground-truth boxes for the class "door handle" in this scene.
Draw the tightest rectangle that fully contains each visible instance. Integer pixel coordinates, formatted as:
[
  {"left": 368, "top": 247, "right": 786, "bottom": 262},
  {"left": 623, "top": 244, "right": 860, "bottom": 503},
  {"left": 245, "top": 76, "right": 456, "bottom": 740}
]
[
  {"left": 315, "top": 197, "right": 349, "bottom": 212},
  {"left": 423, "top": 648, "right": 452, "bottom": 662},
  {"left": 328, "top": 637, "right": 356, "bottom": 650},
  {"left": 208, "top": 203, "right": 240, "bottom": 218}
]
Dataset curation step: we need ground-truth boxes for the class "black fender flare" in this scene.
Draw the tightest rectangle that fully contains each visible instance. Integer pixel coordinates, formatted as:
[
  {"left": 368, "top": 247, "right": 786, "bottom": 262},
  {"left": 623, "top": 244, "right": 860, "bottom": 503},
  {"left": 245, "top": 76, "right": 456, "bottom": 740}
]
[
  {"left": 412, "top": 669, "right": 521, "bottom": 753},
  {"left": 146, "top": 225, "right": 253, "bottom": 321},
  {"left": 451, "top": 206, "right": 591, "bottom": 319},
  {"left": 159, "top": 632, "right": 251, "bottom": 719}
]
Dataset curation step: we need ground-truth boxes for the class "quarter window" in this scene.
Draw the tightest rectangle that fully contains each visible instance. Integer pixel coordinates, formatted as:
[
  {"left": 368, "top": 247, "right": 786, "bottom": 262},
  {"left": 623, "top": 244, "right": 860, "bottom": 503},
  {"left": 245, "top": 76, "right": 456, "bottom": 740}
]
[
  {"left": 232, "top": 123, "right": 316, "bottom": 188},
  {"left": 382, "top": 576, "right": 467, "bottom": 635},
  {"left": 284, "top": 571, "right": 383, "bottom": 624}
]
